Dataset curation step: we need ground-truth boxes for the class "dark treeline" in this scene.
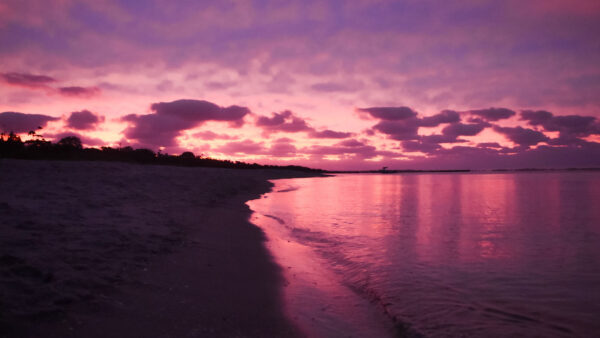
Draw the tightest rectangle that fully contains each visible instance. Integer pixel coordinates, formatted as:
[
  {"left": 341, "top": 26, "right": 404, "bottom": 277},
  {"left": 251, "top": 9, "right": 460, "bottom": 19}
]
[{"left": 0, "top": 131, "right": 323, "bottom": 173}]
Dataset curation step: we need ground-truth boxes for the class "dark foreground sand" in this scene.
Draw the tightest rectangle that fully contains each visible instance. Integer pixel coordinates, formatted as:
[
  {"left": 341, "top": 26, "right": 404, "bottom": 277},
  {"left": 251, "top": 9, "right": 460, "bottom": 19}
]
[{"left": 0, "top": 159, "right": 318, "bottom": 337}]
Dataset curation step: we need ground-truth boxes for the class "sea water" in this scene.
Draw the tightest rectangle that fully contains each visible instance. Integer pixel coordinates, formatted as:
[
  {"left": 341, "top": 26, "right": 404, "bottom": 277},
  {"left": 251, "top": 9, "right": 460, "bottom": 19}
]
[{"left": 247, "top": 172, "right": 600, "bottom": 337}]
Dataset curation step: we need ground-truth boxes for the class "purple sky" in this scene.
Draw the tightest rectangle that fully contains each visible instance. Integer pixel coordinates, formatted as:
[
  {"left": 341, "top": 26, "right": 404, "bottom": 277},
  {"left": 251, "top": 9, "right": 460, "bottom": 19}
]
[{"left": 1, "top": 0, "right": 600, "bottom": 170}]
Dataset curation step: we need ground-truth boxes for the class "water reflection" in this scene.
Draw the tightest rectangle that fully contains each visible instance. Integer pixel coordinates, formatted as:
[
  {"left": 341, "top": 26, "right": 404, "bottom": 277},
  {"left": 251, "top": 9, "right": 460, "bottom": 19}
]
[{"left": 249, "top": 172, "right": 600, "bottom": 337}]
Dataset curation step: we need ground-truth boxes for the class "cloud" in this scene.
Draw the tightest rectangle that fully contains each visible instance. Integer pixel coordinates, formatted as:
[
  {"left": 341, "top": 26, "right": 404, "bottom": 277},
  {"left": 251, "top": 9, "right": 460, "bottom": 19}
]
[
  {"left": 468, "top": 108, "right": 516, "bottom": 121},
  {"left": 0, "top": 111, "right": 59, "bottom": 133},
  {"left": 303, "top": 139, "right": 380, "bottom": 159},
  {"left": 420, "top": 134, "right": 467, "bottom": 144},
  {"left": 255, "top": 110, "right": 312, "bottom": 133},
  {"left": 336, "top": 139, "right": 366, "bottom": 147},
  {"left": 493, "top": 126, "right": 549, "bottom": 147},
  {"left": 309, "top": 129, "right": 352, "bottom": 139},
  {"left": 401, "top": 140, "right": 442, "bottom": 153},
  {"left": 372, "top": 118, "right": 421, "bottom": 140},
  {"left": 151, "top": 99, "right": 249, "bottom": 126},
  {"left": 0, "top": 72, "right": 56, "bottom": 88},
  {"left": 442, "top": 121, "right": 489, "bottom": 138},
  {"left": 215, "top": 140, "right": 266, "bottom": 155},
  {"left": 122, "top": 99, "right": 250, "bottom": 149},
  {"left": 66, "top": 110, "right": 104, "bottom": 130},
  {"left": 213, "top": 137, "right": 299, "bottom": 158},
  {"left": 520, "top": 110, "right": 600, "bottom": 137},
  {"left": 419, "top": 110, "right": 461, "bottom": 127},
  {"left": 477, "top": 142, "right": 503, "bottom": 148},
  {"left": 542, "top": 115, "right": 599, "bottom": 137},
  {"left": 58, "top": 86, "right": 101, "bottom": 98},
  {"left": 357, "top": 106, "right": 418, "bottom": 121},
  {"left": 268, "top": 138, "right": 297, "bottom": 157},
  {"left": 192, "top": 130, "right": 237, "bottom": 140},
  {"left": 520, "top": 110, "right": 553, "bottom": 125},
  {"left": 1, "top": 72, "right": 102, "bottom": 98},
  {"left": 310, "top": 82, "right": 354, "bottom": 92}
]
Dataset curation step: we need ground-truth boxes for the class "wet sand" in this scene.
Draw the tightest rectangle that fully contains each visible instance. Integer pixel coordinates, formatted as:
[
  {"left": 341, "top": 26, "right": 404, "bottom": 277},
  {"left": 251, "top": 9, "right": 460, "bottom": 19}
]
[{"left": 0, "top": 159, "right": 318, "bottom": 337}]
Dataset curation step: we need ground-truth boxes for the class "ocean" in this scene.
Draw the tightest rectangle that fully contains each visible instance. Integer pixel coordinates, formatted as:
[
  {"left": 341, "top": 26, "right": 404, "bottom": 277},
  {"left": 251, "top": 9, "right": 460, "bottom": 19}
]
[{"left": 248, "top": 172, "right": 600, "bottom": 337}]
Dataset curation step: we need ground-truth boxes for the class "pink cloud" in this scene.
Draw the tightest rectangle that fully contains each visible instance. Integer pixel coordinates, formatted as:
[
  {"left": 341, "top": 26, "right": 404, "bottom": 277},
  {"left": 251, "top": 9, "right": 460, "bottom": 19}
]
[
  {"left": 215, "top": 140, "right": 265, "bottom": 155},
  {"left": 192, "top": 130, "right": 238, "bottom": 140}
]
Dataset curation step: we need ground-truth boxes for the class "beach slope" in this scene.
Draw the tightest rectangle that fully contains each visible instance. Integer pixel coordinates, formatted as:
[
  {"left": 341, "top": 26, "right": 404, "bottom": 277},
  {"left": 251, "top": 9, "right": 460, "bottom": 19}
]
[{"left": 0, "top": 159, "right": 314, "bottom": 337}]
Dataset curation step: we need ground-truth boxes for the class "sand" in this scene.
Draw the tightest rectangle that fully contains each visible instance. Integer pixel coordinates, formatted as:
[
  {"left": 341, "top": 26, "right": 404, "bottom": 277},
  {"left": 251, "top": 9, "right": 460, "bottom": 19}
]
[{"left": 0, "top": 159, "right": 318, "bottom": 337}]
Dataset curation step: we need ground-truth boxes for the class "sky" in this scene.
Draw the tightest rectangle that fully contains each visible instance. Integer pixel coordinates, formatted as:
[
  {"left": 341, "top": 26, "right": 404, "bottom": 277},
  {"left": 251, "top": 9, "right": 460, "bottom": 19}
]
[{"left": 1, "top": 0, "right": 600, "bottom": 170}]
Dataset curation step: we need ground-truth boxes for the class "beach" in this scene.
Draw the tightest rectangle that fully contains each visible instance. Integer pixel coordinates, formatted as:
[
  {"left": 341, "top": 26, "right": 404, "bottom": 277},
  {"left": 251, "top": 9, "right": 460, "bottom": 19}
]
[{"left": 0, "top": 159, "right": 317, "bottom": 337}]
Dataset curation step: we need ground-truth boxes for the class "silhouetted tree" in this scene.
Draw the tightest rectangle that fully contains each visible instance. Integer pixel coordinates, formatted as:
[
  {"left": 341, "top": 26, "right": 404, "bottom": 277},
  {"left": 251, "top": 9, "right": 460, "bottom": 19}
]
[
  {"left": 180, "top": 151, "right": 195, "bottom": 160},
  {"left": 57, "top": 136, "right": 83, "bottom": 150}
]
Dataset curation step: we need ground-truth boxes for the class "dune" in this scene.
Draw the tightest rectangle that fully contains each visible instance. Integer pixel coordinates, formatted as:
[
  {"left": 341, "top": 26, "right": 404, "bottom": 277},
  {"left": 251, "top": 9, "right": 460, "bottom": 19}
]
[{"left": 0, "top": 159, "right": 318, "bottom": 337}]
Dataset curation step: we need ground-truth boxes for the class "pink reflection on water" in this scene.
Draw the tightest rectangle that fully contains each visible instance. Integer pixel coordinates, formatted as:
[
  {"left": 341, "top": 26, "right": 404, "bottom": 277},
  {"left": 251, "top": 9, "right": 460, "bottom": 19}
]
[{"left": 250, "top": 172, "right": 600, "bottom": 336}]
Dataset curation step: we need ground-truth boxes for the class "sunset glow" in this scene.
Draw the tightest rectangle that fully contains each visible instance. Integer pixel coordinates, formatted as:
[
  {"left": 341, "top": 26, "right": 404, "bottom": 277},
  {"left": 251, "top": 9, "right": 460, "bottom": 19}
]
[{"left": 2, "top": 0, "right": 600, "bottom": 170}]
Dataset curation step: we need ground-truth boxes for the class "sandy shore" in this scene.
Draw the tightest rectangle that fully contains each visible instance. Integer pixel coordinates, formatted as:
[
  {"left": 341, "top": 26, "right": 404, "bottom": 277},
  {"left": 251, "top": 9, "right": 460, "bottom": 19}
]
[{"left": 0, "top": 159, "right": 318, "bottom": 337}]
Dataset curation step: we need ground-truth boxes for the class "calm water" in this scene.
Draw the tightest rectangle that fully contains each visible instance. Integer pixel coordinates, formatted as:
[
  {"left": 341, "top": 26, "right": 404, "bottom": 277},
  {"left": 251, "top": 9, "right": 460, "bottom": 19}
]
[{"left": 248, "top": 172, "right": 600, "bottom": 337}]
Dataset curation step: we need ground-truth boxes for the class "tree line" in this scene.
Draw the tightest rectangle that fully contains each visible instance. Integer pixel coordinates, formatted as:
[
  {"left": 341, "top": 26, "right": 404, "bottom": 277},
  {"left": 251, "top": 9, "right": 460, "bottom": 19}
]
[{"left": 0, "top": 131, "right": 323, "bottom": 173}]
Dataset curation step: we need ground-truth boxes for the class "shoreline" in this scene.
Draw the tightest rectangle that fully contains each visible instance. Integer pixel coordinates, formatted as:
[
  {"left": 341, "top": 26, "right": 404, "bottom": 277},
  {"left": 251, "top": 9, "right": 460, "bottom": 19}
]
[
  {"left": 248, "top": 180, "right": 407, "bottom": 338},
  {"left": 0, "top": 159, "right": 320, "bottom": 337}
]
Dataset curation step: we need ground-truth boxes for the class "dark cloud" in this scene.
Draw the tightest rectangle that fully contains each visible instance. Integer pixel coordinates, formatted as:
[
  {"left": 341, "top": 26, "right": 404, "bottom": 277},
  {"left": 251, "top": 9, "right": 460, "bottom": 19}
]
[
  {"left": 520, "top": 110, "right": 600, "bottom": 137},
  {"left": 122, "top": 99, "right": 250, "bottom": 149},
  {"left": 0, "top": 111, "right": 59, "bottom": 133},
  {"left": 520, "top": 110, "right": 553, "bottom": 125},
  {"left": 66, "top": 110, "right": 104, "bottom": 130},
  {"left": 58, "top": 86, "right": 101, "bottom": 98},
  {"left": 255, "top": 110, "right": 290, "bottom": 126},
  {"left": 493, "top": 126, "right": 549, "bottom": 147},
  {"left": 357, "top": 107, "right": 418, "bottom": 121},
  {"left": 442, "top": 122, "right": 489, "bottom": 138},
  {"left": 468, "top": 108, "right": 516, "bottom": 121},
  {"left": 543, "top": 115, "right": 599, "bottom": 136},
  {"left": 372, "top": 118, "right": 420, "bottom": 140},
  {"left": 1, "top": 72, "right": 56, "bottom": 88},
  {"left": 366, "top": 106, "right": 485, "bottom": 142},
  {"left": 309, "top": 129, "right": 352, "bottom": 139},
  {"left": 152, "top": 99, "right": 249, "bottom": 126},
  {"left": 419, "top": 110, "right": 460, "bottom": 127},
  {"left": 255, "top": 110, "right": 312, "bottom": 133}
]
